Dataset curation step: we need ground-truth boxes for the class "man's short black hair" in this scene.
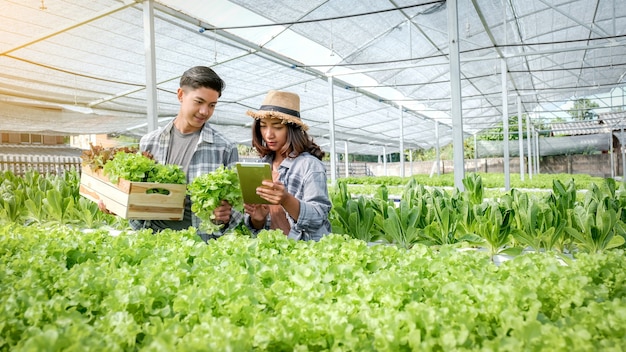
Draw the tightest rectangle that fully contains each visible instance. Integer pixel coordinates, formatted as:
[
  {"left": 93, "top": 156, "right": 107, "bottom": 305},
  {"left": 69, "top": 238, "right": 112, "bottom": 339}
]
[{"left": 180, "top": 66, "right": 225, "bottom": 97}]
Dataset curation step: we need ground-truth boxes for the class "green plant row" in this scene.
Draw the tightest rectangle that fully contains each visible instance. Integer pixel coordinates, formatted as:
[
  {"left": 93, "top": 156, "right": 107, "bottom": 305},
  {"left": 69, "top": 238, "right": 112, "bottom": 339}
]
[
  {"left": 329, "top": 174, "right": 626, "bottom": 257},
  {"left": 1, "top": 225, "right": 625, "bottom": 351},
  {"left": 340, "top": 172, "right": 606, "bottom": 189},
  {"left": 0, "top": 169, "right": 122, "bottom": 229},
  {"left": 1, "top": 169, "right": 625, "bottom": 258}
]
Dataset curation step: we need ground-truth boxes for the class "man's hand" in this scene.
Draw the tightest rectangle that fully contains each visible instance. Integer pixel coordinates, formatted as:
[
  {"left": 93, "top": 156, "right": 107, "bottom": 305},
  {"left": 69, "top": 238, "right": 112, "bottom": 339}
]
[
  {"left": 212, "top": 200, "right": 232, "bottom": 225},
  {"left": 97, "top": 200, "right": 116, "bottom": 215}
]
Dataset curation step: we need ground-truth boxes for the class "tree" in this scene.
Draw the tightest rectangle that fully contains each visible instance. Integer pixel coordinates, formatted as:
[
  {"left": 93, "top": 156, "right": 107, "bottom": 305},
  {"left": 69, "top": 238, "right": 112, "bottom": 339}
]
[
  {"left": 567, "top": 98, "right": 599, "bottom": 120},
  {"left": 405, "top": 138, "right": 474, "bottom": 161},
  {"left": 476, "top": 114, "right": 552, "bottom": 142},
  {"left": 479, "top": 115, "right": 520, "bottom": 141}
]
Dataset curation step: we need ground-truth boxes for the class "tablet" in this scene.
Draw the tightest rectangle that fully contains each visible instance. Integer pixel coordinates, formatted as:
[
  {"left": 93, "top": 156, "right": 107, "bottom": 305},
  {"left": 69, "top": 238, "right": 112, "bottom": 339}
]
[{"left": 236, "top": 162, "right": 273, "bottom": 204}]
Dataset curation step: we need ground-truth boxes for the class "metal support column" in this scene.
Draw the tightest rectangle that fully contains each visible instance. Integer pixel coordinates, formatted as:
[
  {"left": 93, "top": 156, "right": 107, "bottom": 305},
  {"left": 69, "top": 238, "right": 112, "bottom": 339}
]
[
  {"left": 409, "top": 148, "right": 413, "bottom": 176},
  {"left": 535, "top": 129, "right": 540, "bottom": 174},
  {"left": 383, "top": 146, "right": 387, "bottom": 176},
  {"left": 619, "top": 127, "right": 626, "bottom": 183},
  {"left": 344, "top": 141, "right": 349, "bottom": 178},
  {"left": 327, "top": 76, "right": 337, "bottom": 185},
  {"left": 143, "top": 0, "right": 158, "bottom": 132},
  {"left": 435, "top": 121, "right": 441, "bottom": 176},
  {"left": 526, "top": 114, "right": 532, "bottom": 179},
  {"left": 399, "top": 105, "right": 405, "bottom": 178},
  {"left": 501, "top": 59, "right": 510, "bottom": 191},
  {"left": 474, "top": 133, "right": 478, "bottom": 173},
  {"left": 447, "top": 0, "right": 464, "bottom": 190},
  {"left": 610, "top": 133, "right": 615, "bottom": 178},
  {"left": 517, "top": 96, "right": 524, "bottom": 181}
]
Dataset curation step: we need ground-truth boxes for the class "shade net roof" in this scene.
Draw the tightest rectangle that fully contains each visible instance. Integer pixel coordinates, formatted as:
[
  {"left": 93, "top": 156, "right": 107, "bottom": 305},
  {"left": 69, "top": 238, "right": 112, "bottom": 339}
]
[{"left": 1, "top": 0, "right": 625, "bottom": 155}]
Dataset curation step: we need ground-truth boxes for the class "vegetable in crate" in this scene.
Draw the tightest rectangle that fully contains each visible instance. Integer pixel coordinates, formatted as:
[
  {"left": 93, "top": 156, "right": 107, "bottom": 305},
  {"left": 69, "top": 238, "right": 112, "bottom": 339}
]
[
  {"left": 80, "top": 143, "right": 148, "bottom": 171},
  {"left": 188, "top": 165, "right": 243, "bottom": 233},
  {"left": 102, "top": 151, "right": 186, "bottom": 194}
]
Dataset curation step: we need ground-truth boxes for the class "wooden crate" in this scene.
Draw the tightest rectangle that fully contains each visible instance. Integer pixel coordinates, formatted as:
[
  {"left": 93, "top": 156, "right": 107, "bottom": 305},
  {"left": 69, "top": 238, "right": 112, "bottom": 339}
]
[{"left": 79, "top": 166, "right": 186, "bottom": 220}]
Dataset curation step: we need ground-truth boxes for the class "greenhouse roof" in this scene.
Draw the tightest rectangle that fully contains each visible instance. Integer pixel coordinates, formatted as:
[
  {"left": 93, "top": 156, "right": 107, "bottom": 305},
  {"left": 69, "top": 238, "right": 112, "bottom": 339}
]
[{"left": 1, "top": 0, "right": 626, "bottom": 155}]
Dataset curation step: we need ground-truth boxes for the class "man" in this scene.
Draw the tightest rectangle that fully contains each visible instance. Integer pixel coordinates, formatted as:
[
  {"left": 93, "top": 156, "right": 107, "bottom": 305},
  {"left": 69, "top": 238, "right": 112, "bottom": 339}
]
[{"left": 102, "top": 66, "right": 240, "bottom": 241}]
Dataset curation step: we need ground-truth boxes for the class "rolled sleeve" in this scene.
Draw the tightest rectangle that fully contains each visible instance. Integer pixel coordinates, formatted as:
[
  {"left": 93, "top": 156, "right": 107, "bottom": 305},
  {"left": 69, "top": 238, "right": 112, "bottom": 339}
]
[
  {"left": 284, "top": 155, "right": 332, "bottom": 241},
  {"left": 292, "top": 170, "right": 332, "bottom": 232}
]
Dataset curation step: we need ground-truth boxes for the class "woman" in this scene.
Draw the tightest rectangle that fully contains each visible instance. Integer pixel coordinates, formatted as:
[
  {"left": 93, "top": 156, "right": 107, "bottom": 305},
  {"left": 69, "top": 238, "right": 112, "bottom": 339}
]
[{"left": 243, "top": 90, "right": 332, "bottom": 241}]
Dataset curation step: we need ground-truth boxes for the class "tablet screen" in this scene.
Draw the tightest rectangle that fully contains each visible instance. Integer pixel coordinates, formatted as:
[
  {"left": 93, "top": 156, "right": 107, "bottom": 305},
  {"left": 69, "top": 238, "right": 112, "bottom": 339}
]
[{"left": 236, "top": 162, "right": 273, "bottom": 204}]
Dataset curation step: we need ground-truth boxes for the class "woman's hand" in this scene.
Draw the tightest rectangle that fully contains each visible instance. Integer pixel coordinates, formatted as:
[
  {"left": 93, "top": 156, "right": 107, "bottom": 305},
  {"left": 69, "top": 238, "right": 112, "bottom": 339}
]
[
  {"left": 255, "top": 180, "right": 287, "bottom": 205},
  {"left": 244, "top": 203, "right": 268, "bottom": 221},
  {"left": 244, "top": 203, "right": 269, "bottom": 229},
  {"left": 255, "top": 172, "right": 300, "bottom": 222}
]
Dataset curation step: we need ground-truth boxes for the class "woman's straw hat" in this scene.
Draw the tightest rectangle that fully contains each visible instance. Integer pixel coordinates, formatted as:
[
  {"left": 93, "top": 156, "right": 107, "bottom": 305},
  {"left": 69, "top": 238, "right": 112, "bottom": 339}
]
[{"left": 246, "top": 90, "right": 309, "bottom": 130}]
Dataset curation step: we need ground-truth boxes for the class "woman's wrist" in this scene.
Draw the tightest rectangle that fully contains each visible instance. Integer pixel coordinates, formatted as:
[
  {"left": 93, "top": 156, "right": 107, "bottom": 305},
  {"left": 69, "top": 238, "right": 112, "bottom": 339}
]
[{"left": 250, "top": 215, "right": 266, "bottom": 230}]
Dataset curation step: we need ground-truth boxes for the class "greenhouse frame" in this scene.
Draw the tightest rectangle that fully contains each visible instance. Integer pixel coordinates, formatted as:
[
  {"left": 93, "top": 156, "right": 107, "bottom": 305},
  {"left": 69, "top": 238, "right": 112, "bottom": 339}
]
[
  {"left": 2, "top": 2, "right": 626, "bottom": 350},
  {"left": 1, "top": 0, "right": 626, "bottom": 186}
]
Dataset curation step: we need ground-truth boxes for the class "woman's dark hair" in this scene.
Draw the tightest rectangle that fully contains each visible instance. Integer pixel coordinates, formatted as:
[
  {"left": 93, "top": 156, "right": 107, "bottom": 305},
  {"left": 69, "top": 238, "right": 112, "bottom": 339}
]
[
  {"left": 251, "top": 120, "right": 325, "bottom": 160},
  {"left": 180, "top": 66, "right": 225, "bottom": 97}
]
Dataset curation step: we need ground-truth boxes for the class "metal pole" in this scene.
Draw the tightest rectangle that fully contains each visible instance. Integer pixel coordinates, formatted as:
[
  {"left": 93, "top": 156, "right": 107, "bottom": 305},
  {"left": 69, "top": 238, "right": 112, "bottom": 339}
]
[
  {"left": 435, "top": 121, "right": 441, "bottom": 176},
  {"left": 399, "top": 105, "right": 405, "bottom": 178},
  {"left": 327, "top": 76, "right": 337, "bottom": 185},
  {"left": 409, "top": 148, "right": 413, "bottom": 176},
  {"left": 517, "top": 96, "right": 524, "bottom": 181},
  {"left": 143, "top": 0, "right": 158, "bottom": 132},
  {"left": 535, "top": 129, "right": 540, "bottom": 174},
  {"left": 526, "top": 114, "right": 532, "bottom": 179},
  {"left": 619, "top": 127, "right": 626, "bottom": 182},
  {"left": 610, "top": 133, "right": 615, "bottom": 178},
  {"left": 383, "top": 146, "right": 387, "bottom": 176},
  {"left": 474, "top": 133, "right": 478, "bottom": 173},
  {"left": 447, "top": 0, "right": 464, "bottom": 190},
  {"left": 344, "top": 141, "right": 349, "bottom": 178},
  {"left": 501, "top": 59, "right": 510, "bottom": 191}
]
